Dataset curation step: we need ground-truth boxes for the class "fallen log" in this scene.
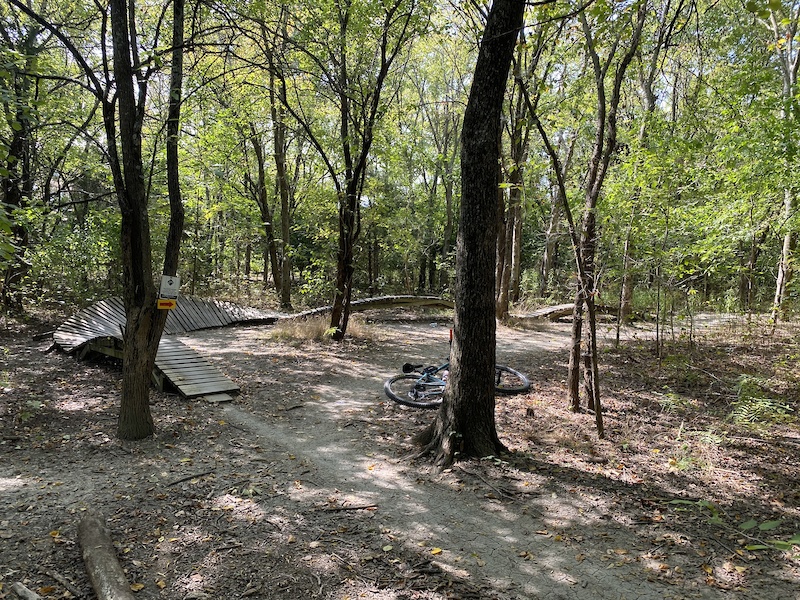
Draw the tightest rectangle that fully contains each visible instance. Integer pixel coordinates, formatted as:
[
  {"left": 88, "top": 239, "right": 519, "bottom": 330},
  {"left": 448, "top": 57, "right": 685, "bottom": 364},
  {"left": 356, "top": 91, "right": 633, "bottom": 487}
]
[
  {"left": 515, "top": 303, "right": 621, "bottom": 322},
  {"left": 284, "top": 295, "right": 455, "bottom": 320},
  {"left": 77, "top": 513, "right": 136, "bottom": 600}
]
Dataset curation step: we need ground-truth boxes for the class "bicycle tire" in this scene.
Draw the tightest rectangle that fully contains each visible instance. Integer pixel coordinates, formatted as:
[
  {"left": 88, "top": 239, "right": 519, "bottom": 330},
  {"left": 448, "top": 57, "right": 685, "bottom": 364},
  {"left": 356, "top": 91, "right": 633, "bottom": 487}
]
[
  {"left": 384, "top": 374, "right": 444, "bottom": 409},
  {"left": 495, "top": 365, "right": 530, "bottom": 394}
]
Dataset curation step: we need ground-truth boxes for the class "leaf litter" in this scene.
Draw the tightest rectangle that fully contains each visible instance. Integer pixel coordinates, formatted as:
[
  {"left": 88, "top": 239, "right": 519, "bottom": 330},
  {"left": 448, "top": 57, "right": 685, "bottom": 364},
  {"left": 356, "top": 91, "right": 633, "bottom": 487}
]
[{"left": 0, "top": 310, "right": 798, "bottom": 598}]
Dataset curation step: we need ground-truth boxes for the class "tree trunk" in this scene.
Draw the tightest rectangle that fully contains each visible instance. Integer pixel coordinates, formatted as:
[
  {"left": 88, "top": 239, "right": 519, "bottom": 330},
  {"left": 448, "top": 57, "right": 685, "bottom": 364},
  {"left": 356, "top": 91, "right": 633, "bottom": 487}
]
[
  {"left": 495, "top": 167, "right": 509, "bottom": 319},
  {"left": 416, "top": 0, "right": 525, "bottom": 467},
  {"left": 268, "top": 46, "right": 293, "bottom": 310},
  {"left": 109, "top": 0, "right": 162, "bottom": 440},
  {"left": 564, "top": 5, "right": 644, "bottom": 431},
  {"left": 330, "top": 185, "right": 359, "bottom": 339},
  {"left": 768, "top": 7, "right": 798, "bottom": 326},
  {"left": 539, "top": 184, "right": 561, "bottom": 297},
  {"left": 0, "top": 29, "right": 37, "bottom": 314},
  {"left": 248, "top": 125, "right": 282, "bottom": 294},
  {"left": 772, "top": 192, "right": 796, "bottom": 324},
  {"left": 509, "top": 189, "right": 524, "bottom": 303},
  {"left": 568, "top": 290, "right": 584, "bottom": 412},
  {"left": 7, "top": 0, "right": 184, "bottom": 439}
]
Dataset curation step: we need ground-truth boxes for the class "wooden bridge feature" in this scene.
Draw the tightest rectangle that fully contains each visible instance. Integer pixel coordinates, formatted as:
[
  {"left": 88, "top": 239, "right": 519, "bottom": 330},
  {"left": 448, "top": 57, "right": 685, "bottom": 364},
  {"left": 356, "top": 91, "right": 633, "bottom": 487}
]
[
  {"left": 53, "top": 297, "right": 277, "bottom": 401},
  {"left": 153, "top": 337, "right": 239, "bottom": 400}
]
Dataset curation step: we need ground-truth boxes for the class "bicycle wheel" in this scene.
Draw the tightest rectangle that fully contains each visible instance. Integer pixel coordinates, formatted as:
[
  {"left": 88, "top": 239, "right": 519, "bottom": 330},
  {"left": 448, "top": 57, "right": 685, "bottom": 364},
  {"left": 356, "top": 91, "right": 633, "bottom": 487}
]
[
  {"left": 495, "top": 365, "right": 530, "bottom": 394},
  {"left": 384, "top": 374, "right": 444, "bottom": 409}
]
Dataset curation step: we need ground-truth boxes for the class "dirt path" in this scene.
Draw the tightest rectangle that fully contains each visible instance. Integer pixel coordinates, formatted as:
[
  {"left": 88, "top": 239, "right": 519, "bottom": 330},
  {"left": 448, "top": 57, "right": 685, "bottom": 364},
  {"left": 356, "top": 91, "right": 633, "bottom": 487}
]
[
  {"left": 1, "top": 314, "right": 798, "bottom": 599},
  {"left": 174, "top": 320, "right": 723, "bottom": 599}
]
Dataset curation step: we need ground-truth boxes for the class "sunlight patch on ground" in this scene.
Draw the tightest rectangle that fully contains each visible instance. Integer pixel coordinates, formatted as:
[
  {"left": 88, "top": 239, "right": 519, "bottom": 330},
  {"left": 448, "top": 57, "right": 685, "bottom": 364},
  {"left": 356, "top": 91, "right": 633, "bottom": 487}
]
[
  {"left": 0, "top": 475, "right": 30, "bottom": 491},
  {"left": 211, "top": 493, "right": 266, "bottom": 523}
]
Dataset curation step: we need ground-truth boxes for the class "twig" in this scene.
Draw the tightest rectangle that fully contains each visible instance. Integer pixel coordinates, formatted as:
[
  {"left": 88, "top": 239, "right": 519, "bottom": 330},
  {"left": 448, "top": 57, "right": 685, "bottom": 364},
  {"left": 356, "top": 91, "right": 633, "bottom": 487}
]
[
  {"left": 39, "top": 568, "right": 83, "bottom": 598},
  {"left": 707, "top": 535, "right": 738, "bottom": 556},
  {"left": 320, "top": 504, "right": 378, "bottom": 512},
  {"left": 166, "top": 469, "right": 215, "bottom": 487},
  {"left": 455, "top": 465, "right": 515, "bottom": 499}
]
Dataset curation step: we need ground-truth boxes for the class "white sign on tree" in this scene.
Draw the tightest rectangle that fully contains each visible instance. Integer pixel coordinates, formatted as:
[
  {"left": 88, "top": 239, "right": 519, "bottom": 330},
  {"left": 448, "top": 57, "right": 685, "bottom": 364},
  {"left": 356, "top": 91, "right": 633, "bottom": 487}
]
[{"left": 159, "top": 275, "right": 180, "bottom": 300}]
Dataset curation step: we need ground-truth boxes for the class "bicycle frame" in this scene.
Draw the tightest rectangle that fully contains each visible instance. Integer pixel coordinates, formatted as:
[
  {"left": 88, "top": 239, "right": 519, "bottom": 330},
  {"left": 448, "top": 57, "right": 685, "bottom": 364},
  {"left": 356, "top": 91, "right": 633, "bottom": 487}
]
[{"left": 405, "top": 362, "right": 449, "bottom": 395}]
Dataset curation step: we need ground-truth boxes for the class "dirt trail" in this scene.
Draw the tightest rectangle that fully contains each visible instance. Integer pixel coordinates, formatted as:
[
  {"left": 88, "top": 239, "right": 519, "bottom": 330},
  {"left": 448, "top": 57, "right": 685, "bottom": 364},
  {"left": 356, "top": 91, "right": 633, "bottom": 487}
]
[
  {"left": 178, "top": 320, "right": 725, "bottom": 599},
  {"left": 2, "top": 314, "right": 795, "bottom": 599}
]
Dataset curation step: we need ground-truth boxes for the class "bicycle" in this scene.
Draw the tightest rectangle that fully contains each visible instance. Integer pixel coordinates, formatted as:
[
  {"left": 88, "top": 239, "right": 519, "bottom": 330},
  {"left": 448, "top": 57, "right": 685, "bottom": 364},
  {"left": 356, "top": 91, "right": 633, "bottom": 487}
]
[{"left": 384, "top": 360, "right": 530, "bottom": 409}]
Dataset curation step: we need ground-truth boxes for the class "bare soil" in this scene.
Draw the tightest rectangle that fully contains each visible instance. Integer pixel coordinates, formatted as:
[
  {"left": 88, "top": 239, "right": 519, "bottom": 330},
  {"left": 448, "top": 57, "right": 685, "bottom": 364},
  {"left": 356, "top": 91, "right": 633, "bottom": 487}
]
[{"left": 1, "top": 309, "right": 799, "bottom": 600}]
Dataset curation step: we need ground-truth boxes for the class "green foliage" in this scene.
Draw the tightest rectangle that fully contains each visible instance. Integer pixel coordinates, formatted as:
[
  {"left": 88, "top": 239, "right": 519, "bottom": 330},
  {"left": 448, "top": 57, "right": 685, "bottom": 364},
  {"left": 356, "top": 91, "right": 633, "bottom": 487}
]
[
  {"left": 0, "top": 0, "right": 798, "bottom": 322},
  {"left": 0, "top": 203, "right": 16, "bottom": 270},
  {"left": 730, "top": 374, "right": 795, "bottom": 426},
  {"left": 657, "top": 391, "right": 692, "bottom": 413},
  {"left": 667, "top": 499, "right": 800, "bottom": 555}
]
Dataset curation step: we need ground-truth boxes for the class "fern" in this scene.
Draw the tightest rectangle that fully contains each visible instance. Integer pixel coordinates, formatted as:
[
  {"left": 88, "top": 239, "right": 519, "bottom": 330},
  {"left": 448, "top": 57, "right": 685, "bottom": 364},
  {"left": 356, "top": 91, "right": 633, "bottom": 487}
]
[{"left": 731, "top": 375, "right": 794, "bottom": 426}]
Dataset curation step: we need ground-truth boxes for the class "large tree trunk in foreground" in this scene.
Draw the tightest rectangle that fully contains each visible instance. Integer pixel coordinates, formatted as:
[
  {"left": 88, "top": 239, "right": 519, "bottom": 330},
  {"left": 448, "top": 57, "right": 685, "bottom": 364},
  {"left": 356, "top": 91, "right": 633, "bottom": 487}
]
[
  {"left": 416, "top": 0, "right": 525, "bottom": 467},
  {"left": 112, "top": 0, "right": 184, "bottom": 439}
]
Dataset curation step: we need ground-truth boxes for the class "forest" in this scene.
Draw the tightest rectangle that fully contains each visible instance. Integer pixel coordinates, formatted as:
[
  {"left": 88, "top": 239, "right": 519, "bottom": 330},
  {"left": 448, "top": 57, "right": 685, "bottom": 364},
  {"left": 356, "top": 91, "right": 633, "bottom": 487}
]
[
  {"left": 1, "top": 0, "right": 797, "bottom": 328},
  {"left": 2, "top": 1, "right": 800, "bottom": 597}
]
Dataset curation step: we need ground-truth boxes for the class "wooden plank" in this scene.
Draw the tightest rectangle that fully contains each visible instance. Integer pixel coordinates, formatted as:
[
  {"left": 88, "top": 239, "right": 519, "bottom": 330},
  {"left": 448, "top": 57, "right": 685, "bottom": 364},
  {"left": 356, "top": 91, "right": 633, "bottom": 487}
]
[
  {"left": 165, "top": 304, "right": 194, "bottom": 333},
  {"left": 52, "top": 295, "right": 275, "bottom": 398},
  {"left": 62, "top": 313, "right": 116, "bottom": 332},
  {"left": 154, "top": 351, "right": 203, "bottom": 361},
  {"left": 87, "top": 301, "right": 125, "bottom": 325},
  {"left": 152, "top": 336, "right": 238, "bottom": 398},
  {"left": 155, "top": 354, "right": 207, "bottom": 364},
  {"left": 155, "top": 360, "right": 209, "bottom": 370},
  {"left": 209, "top": 299, "right": 235, "bottom": 326},
  {"left": 157, "top": 362, "right": 220, "bottom": 372},
  {"left": 198, "top": 297, "right": 229, "bottom": 327},
  {"left": 158, "top": 365, "right": 225, "bottom": 375},
  {"left": 179, "top": 383, "right": 239, "bottom": 397},
  {"left": 162, "top": 371, "right": 231, "bottom": 381},
  {"left": 179, "top": 298, "right": 208, "bottom": 329},
  {"left": 178, "top": 298, "right": 213, "bottom": 330},
  {"left": 166, "top": 377, "right": 233, "bottom": 387},
  {"left": 159, "top": 367, "right": 230, "bottom": 379}
]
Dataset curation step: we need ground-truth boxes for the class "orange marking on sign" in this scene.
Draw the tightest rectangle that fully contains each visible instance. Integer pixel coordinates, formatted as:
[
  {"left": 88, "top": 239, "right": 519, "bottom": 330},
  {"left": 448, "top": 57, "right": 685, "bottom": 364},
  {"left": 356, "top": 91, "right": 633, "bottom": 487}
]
[{"left": 157, "top": 299, "right": 177, "bottom": 310}]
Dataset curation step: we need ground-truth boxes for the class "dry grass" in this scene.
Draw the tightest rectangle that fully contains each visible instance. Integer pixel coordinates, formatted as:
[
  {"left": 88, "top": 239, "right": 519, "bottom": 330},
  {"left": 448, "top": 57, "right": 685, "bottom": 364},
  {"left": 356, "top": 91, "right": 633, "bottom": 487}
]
[{"left": 266, "top": 314, "right": 383, "bottom": 344}]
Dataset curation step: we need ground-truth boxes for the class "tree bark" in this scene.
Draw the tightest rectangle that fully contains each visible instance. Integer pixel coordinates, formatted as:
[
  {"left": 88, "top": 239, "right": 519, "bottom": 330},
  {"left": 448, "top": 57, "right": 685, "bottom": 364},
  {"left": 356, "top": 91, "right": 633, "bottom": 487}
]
[
  {"left": 248, "top": 124, "right": 282, "bottom": 294},
  {"left": 78, "top": 513, "right": 136, "bottom": 600},
  {"left": 0, "top": 25, "right": 38, "bottom": 313},
  {"left": 768, "top": 6, "right": 799, "bottom": 325},
  {"left": 416, "top": 0, "right": 525, "bottom": 467},
  {"left": 109, "top": 0, "right": 164, "bottom": 440},
  {"left": 265, "top": 18, "right": 294, "bottom": 310}
]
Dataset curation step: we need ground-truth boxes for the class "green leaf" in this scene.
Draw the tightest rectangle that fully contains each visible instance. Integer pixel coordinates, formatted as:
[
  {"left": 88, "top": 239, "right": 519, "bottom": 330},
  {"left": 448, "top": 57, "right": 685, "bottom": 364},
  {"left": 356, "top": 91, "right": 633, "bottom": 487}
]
[
  {"left": 758, "top": 520, "right": 783, "bottom": 531},
  {"left": 767, "top": 541, "right": 793, "bottom": 550},
  {"left": 739, "top": 519, "right": 758, "bottom": 531},
  {"left": 787, "top": 534, "right": 800, "bottom": 544},
  {"left": 745, "top": 544, "right": 771, "bottom": 551}
]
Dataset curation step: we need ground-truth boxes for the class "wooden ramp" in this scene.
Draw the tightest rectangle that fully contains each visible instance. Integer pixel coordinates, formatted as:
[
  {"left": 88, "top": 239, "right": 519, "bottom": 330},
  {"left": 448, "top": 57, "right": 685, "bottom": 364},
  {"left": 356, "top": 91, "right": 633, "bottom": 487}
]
[
  {"left": 53, "top": 297, "right": 276, "bottom": 401},
  {"left": 154, "top": 338, "right": 239, "bottom": 399}
]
